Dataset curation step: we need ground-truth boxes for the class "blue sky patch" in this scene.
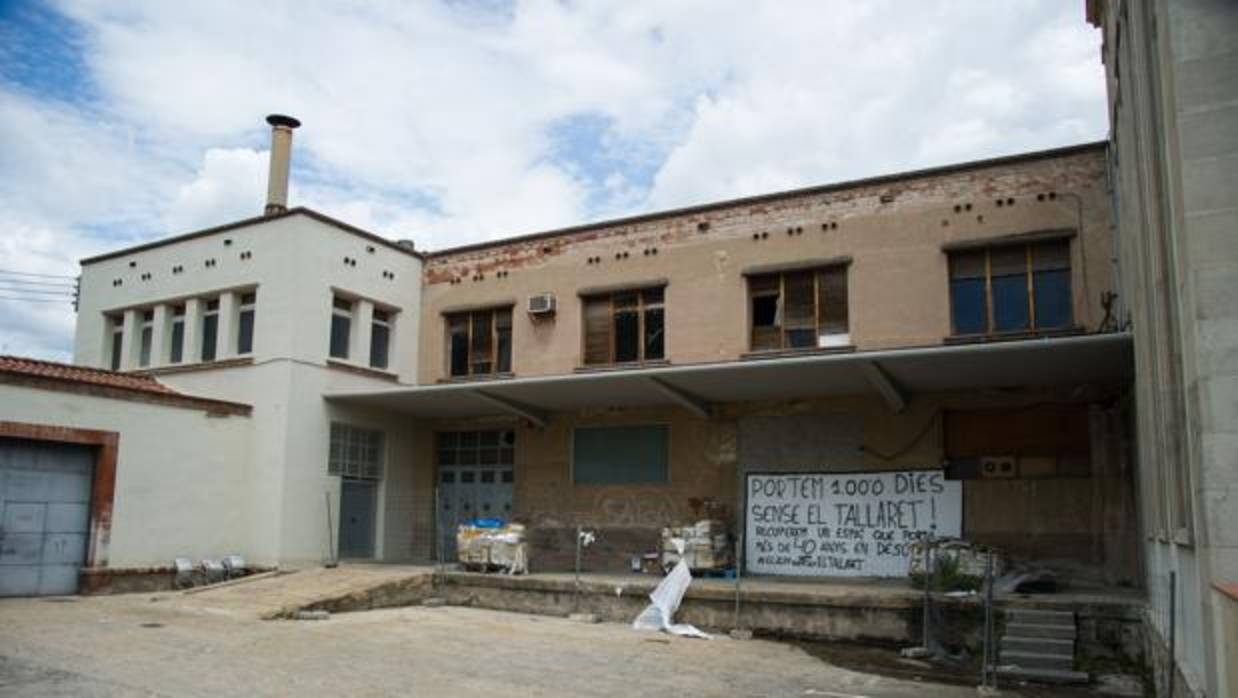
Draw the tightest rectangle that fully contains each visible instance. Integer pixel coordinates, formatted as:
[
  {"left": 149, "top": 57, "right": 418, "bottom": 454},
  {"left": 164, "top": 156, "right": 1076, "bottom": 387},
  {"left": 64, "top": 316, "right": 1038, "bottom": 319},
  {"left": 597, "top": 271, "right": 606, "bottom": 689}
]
[{"left": 0, "top": 1, "right": 97, "bottom": 104}]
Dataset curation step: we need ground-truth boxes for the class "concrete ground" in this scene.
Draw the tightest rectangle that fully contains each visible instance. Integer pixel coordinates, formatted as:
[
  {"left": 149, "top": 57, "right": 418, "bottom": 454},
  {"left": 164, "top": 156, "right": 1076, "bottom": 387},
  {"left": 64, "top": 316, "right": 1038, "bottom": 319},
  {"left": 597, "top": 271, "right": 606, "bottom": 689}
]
[{"left": 1, "top": 590, "right": 1044, "bottom": 698}]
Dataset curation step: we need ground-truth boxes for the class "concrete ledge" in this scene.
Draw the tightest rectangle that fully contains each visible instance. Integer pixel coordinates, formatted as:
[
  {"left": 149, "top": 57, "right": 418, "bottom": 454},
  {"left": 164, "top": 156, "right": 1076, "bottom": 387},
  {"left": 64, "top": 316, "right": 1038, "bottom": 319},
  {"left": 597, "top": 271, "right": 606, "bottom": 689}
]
[{"left": 438, "top": 571, "right": 1145, "bottom": 666}]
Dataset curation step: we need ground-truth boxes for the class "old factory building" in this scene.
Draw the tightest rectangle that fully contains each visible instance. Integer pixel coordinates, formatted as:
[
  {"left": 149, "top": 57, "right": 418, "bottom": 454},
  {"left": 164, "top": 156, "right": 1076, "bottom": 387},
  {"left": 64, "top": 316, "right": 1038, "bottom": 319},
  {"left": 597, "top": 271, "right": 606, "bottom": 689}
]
[
  {"left": 4, "top": 135, "right": 1136, "bottom": 583},
  {"left": 2, "top": 3, "right": 1235, "bottom": 692}
]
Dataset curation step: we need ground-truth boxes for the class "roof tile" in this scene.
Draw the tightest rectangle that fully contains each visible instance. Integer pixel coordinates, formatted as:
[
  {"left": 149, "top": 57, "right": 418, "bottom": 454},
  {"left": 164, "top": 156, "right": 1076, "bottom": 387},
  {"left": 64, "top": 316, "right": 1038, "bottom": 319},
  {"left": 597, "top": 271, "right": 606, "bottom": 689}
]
[{"left": 0, "top": 355, "right": 181, "bottom": 396}]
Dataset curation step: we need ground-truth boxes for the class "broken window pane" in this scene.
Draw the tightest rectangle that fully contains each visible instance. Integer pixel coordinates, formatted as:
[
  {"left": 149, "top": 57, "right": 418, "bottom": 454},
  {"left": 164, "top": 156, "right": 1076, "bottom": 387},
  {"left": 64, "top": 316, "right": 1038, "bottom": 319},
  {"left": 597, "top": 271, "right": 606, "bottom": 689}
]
[
  {"left": 470, "top": 311, "right": 493, "bottom": 373},
  {"left": 645, "top": 305, "right": 664, "bottom": 360}
]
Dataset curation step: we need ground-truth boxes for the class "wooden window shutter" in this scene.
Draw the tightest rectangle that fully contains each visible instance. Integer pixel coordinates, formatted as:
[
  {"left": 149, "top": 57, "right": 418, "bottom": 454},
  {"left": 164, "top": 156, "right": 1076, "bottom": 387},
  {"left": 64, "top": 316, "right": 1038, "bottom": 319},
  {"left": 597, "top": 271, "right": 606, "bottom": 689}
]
[{"left": 583, "top": 296, "right": 612, "bottom": 365}]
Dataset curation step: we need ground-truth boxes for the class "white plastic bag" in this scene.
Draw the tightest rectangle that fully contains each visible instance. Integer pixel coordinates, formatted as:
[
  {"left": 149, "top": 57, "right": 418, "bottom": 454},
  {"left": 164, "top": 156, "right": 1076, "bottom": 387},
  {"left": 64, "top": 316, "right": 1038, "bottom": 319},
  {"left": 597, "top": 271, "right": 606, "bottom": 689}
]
[{"left": 632, "top": 539, "right": 711, "bottom": 639}]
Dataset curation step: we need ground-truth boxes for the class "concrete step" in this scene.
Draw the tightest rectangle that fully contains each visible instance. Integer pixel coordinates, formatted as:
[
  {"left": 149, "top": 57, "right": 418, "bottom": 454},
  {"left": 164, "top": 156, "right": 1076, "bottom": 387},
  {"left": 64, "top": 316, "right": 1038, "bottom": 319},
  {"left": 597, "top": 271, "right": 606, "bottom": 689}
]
[
  {"left": 998, "top": 666, "right": 1090, "bottom": 686},
  {"left": 1004, "top": 622, "right": 1076, "bottom": 640},
  {"left": 1001, "top": 636, "right": 1075, "bottom": 655},
  {"left": 1000, "top": 649, "right": 1075, "bottom": 672},
  {"left": 1006, "top": 609, "right": 1075, "bottom": 626}
]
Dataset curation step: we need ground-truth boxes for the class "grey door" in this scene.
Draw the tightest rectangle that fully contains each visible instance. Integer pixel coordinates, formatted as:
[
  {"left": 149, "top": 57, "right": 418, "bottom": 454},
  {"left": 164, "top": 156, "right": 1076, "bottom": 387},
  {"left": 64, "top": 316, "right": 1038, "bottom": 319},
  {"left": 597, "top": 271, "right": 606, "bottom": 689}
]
[
  {"left": 339, "top": 479, "right": 376, "bottom": 558},
  {"left": 435, "top": 430, "right": 515, "bottom": 560},
  {"left": 0, "top": 439, "right": 94, "bottom": 596}
]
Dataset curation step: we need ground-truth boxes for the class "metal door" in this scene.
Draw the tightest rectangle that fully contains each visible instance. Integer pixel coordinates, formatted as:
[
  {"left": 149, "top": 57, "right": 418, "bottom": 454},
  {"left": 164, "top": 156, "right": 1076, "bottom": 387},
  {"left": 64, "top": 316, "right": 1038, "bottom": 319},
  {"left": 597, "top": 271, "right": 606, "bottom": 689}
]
[
  {"left": 435, "top": 429, "right": 516, "bottom": 560},
  {"left": 338, "top": 479, "right": 376, "bottom": 558},
  {"left": 0, "top": 439, "right": 93, "bottom": 596}
]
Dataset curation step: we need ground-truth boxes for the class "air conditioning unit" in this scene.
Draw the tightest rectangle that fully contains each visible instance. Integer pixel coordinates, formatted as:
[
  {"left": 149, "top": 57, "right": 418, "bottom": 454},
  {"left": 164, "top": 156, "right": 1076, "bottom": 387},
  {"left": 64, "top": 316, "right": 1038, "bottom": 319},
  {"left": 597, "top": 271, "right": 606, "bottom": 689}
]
[
  {"left": 527, "top": 293, "right": 557, "bottom": 316},
  {"left": 979, "top": 456, "right": 1017, "bottom": 479}
]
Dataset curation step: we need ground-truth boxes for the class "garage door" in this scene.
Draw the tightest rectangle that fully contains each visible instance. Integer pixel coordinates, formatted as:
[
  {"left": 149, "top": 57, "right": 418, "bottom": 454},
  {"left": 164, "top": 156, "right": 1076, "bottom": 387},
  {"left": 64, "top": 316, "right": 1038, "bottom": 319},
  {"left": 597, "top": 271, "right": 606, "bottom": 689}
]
[{"left": 0, "top": 438, "right": 94, "bottom": 596}]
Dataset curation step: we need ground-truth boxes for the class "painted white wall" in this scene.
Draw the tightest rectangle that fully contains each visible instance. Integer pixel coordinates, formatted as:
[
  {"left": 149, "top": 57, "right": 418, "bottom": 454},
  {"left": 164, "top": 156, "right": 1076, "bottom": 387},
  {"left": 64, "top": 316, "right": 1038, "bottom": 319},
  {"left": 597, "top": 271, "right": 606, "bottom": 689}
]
[
  {"left": 75, "top": 212, "right": 422, "bottom": 381},
  {"left": 72, "top": 211, "right": 427, "bottom": 567},
  {"left": 0, "top": 384, "right": 253, "bottom": 568}
]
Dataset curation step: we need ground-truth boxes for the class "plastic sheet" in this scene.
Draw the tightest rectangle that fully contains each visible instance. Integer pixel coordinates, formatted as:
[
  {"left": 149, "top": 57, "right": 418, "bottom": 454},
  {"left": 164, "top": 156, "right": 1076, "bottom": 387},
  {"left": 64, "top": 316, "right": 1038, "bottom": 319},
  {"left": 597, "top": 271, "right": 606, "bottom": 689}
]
[{"left": 632, "top": 539, "right": 711, "bottom": 639}]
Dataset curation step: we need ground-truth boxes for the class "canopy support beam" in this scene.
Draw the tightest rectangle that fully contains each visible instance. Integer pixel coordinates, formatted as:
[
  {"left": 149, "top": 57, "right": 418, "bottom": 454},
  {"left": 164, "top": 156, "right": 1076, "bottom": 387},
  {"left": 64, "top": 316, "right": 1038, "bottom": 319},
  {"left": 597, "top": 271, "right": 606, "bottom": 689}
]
[
  {"left": 645, "top": 376, "right": 714, "bottom": 419},
  {"left": 859, "top": 360, "right": 907, "bottom": 413},
  {"left": 474, "top": 390, "right": 548, "bottom": 428}
]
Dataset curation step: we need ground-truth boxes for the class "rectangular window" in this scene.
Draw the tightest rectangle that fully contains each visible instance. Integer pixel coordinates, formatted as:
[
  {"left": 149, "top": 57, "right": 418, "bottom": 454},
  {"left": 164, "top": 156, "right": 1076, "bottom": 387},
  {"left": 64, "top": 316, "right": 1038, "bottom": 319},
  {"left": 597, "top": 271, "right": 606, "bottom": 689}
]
[
  {"left": 237, "top": 292, "right": 256, "bottom": 355},
  {"left": 446, "top": 307, "right": 512, "bottom": 377},
  {"left": 201, "top": 299, "right": 219, "bottom": 362},
  {"left": 573, "top": 424, "right": 669, "bottom": 485},
  {"left": 138, "top": 309, "right": 154, "bottom": 367},
  {"left": 328, "top": 423, "right": 385, "bottom": 480},
  {"left": 437, "top": 430, "right": 516, "bottom": 468},
  {"left": 370, "top": 308, "right": 391, "bottom": 370},
  {"left": 108, "top": 314, "right": 123, "bottom": 371},
  {"left": 169, "top": 305, "right": 185, "bottom": 364},
  {"left": 948, "top": 240, "right": 1073, "bottom": 336},
  {"left": 582, "top": 287, "right": 665, "bottom": 366},
  {"left": 748, "top": 267, "right": 849, "bottom": 352},
  {"left": 330, "top": 296, "right": 352, "bottom": 359}
]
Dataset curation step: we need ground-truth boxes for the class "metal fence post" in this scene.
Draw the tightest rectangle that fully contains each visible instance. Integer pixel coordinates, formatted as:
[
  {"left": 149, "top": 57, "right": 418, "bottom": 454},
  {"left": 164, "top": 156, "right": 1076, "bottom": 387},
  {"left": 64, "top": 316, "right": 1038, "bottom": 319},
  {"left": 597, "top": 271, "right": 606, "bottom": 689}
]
[
  {"left": 734, "top": 532, "right": 744, "bottom": 632},
  {"left": 922, "top": 532, "right": 933, "bottom": 650},
  {"left": 1166, "top": 571, "right": 1176, "bottom": 698},
  {"left": 574, "top": 524, "right": 583, "bottom": 614}
]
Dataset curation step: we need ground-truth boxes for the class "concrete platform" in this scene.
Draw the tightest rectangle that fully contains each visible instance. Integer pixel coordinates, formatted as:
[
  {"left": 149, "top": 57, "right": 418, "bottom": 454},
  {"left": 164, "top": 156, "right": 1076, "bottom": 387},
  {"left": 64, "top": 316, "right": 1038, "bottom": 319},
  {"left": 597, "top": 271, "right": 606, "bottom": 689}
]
[
  {"left": 167, "top": 563, "right": 435, "bottom": 619},
  {"left": 435, "top": 569, "right": 1146, "bottom": 670},
  {"left": 149, "top": 563, "right": 1145, "bottom": 682}
]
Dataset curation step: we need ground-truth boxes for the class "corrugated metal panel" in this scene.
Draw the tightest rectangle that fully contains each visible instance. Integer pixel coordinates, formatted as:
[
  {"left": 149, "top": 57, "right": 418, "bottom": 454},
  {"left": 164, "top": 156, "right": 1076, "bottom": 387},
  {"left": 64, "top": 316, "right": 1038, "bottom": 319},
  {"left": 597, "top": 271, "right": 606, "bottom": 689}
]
[{"left": 0, "top": 439, "right": 94, "bottom": 596}]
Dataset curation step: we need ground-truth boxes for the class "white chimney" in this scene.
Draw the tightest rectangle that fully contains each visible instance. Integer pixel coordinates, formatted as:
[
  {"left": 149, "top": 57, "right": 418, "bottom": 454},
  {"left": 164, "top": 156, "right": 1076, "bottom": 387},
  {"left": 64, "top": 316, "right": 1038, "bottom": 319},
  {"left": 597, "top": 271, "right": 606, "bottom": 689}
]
[{"left": 264, "top": 114, "right": 301, "bottom": 215}]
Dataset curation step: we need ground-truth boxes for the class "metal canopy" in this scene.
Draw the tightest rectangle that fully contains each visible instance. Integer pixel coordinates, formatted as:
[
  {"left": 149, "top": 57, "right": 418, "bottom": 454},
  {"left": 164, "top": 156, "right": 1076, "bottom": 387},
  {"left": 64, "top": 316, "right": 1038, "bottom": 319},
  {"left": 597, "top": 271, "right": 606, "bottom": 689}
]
[{"left": 324, "top": 333, "right": 1133, "bottom": 420}]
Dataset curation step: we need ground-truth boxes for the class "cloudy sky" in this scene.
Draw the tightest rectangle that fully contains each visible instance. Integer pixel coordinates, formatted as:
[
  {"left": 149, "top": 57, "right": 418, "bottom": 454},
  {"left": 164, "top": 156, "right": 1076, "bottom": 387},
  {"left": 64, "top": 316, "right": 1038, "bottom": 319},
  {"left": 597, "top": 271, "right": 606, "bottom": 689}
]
[{"left": 0, "top": 0, "right": 1107, "bottom": 361}]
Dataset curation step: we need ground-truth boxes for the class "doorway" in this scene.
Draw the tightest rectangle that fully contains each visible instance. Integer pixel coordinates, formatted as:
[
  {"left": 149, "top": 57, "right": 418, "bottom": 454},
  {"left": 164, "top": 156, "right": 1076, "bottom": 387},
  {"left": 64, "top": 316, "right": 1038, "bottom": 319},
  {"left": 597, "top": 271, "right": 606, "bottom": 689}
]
[
  {"left": 435, "top": 429, "right": 515, "bottom": 559},
  {"left": 338, "top": 479, "right": 377, "bottom": 559},
  {"left": 0, "top": 438, "right": 95, "bottom": 596}
]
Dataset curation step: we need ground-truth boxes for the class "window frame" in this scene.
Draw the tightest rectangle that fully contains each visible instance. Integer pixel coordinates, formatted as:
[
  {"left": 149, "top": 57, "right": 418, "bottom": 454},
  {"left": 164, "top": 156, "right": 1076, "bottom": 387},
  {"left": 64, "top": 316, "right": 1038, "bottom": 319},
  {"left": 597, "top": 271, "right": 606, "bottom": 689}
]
[
  {"left": 236, "top": 291, "right": 256, "bottom": 356},
  {"left": 369, "top": 307, "right": 393, "bottom": 370},
  {"left": 746, "top": 265, "right": 850, "bottom": 353},
  {"left": 201, "top": 298, "right": 220, "bottom": 362},
  {"left": 328, "top": 422, "right": 386, "bottom": 481},
  {"left": 444, "top": 306, "right": 513, "bottom": 379},
  {"left": 138, "top": 309, "right": 154, "bottom": 367},
  {"left": 169, "top": 304, "right": 186, "bottom": 364},
  {"left": 329, "top": 295, "right": 353, "bottom": 360},
  {"left": 947, "top": 239, "right": 1074, "bottom": 338},
  {"left": 580, "top": 286, "right": 666, "bottom": 367},
  {"left": 107, "top": 314, "right": 124, "bottom": 371}
]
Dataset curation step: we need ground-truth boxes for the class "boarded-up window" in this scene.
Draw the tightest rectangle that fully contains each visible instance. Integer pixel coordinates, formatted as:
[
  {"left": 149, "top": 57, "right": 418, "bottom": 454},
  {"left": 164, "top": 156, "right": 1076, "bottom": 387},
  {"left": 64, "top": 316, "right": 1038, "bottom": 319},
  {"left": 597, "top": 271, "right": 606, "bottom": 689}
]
[
  {"left": 446, "top": 308, "right": 512, "bottom": 377},
  {"left": 573, "top": 424, "right": 669, "bottom": 484},
  {"left": 748, "top": 266, "right": 849, "bottom": 351},
  {"left": 944, "top": 406, "right": 1090, "bottom": 478},
  {"left": 948, "top": 239, "right": 1073, "bottom": 336},
  {"left": 582, "top": 287, "right": 665, "bottom": 366}
]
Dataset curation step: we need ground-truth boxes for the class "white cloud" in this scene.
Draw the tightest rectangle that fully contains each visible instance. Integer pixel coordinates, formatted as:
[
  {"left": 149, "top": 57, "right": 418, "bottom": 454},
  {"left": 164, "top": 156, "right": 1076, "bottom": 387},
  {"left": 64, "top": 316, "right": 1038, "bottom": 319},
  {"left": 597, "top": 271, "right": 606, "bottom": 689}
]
[
  {"left": 0, "top": 0, "right": 1107, "bottom": 360},
  {"left": 165, "top": 147, "right": 268, "bottom": 232}
]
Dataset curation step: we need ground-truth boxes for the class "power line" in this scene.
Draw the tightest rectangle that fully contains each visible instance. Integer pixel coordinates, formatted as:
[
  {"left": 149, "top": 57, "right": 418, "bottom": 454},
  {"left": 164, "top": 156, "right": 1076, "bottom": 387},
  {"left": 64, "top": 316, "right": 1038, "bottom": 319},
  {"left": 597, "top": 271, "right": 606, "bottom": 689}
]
[
  {"left": 0, "top": 268, "right": 77, "bottom": 280},
  {"left": 0, "top": 279, "right": 77, "bottom": 289},
  {"left": 0, "top": 295, "right": 75, "bottom": 304},
  {"left": 0, "top": 286, "right": 75, "bottom": 297}
]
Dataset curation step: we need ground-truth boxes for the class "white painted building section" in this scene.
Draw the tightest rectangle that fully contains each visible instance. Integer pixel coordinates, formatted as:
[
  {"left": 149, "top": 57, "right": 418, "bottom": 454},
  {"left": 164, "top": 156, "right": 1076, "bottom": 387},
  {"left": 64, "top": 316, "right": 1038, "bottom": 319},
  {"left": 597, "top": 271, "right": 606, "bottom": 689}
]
[
  {"left": 72, "top": 210, "right": 427, "bottom": 568},
  {"left": 1, "top": 385, "right": 251, "bottom": 568}
]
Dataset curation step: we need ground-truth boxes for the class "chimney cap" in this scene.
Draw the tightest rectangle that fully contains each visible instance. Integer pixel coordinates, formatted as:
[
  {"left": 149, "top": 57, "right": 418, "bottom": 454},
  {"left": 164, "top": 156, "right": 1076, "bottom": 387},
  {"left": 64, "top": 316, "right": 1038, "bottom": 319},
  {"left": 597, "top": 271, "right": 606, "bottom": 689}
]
[{"left": 266, "top": 114, "right": 301, "bottom": 129}]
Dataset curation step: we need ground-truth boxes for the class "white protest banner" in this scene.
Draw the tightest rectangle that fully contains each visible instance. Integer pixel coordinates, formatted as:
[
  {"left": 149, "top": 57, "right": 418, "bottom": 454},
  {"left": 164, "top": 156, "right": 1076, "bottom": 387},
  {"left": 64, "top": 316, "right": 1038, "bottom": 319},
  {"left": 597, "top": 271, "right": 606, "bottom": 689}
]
[{"left": 744, "top": 470, "right": 962, "bottom": 577}]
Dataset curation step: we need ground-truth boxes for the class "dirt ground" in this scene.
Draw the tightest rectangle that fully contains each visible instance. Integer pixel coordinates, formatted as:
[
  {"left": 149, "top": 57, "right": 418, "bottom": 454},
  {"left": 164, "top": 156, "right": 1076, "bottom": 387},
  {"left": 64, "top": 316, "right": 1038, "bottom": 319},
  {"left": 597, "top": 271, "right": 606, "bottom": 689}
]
[{"left": 0, "top": 593, "right": 1109, "bottom": 697}]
